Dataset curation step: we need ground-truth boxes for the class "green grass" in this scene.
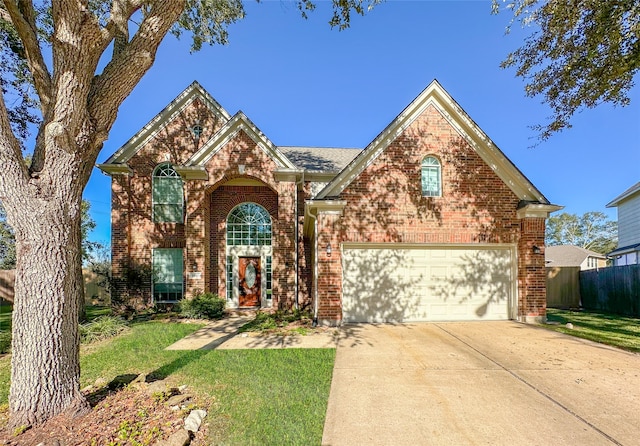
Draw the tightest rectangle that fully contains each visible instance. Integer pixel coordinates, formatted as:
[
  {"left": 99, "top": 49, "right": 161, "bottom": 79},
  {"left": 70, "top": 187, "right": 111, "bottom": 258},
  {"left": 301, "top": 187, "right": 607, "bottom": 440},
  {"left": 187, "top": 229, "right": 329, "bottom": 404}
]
[
  {"left": 545, "top": 308, "right": 640, "bottom": 352},
  {"left": 0, "top": 319, "right": 336, "bottom": 445}
]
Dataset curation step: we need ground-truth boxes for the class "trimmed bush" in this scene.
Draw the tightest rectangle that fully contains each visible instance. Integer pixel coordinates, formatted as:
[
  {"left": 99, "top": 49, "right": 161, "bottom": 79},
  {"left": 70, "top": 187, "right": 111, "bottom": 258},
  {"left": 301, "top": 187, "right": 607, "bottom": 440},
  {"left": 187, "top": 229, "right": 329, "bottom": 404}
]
[
  {"left": 0, "top": 330, "right": 10, "bottom": 354},
  {"left": 180, "top": 292, "right": 225, "bottom": 320},
  {"left": 80, "top": 315, "right": 128, "bottom": 343}
]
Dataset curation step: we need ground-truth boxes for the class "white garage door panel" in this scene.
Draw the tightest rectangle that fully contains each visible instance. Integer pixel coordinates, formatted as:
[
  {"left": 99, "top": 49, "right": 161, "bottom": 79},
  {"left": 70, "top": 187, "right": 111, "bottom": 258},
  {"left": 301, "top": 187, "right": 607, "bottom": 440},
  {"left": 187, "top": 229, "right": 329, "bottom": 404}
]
[{"left": 342, "top": 247, "right": 513, "bottom": 323}]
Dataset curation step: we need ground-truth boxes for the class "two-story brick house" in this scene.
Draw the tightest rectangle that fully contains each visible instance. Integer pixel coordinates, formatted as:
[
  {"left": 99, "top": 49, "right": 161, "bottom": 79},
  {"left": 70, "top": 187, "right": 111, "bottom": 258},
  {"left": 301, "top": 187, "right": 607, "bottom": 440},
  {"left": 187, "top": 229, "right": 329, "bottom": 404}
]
[{"left": 98, "top": 80, "right": 560, "bottom": 324}]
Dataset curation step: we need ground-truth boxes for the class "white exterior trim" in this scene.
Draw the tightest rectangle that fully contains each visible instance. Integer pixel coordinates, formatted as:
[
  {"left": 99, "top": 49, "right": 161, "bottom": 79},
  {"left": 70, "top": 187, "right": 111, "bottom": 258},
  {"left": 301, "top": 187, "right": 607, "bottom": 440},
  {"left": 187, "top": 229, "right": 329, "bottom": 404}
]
[
  {"left": 317, "top": 80, "right": 550, "bottom": 204},
  {"left": 185, "top": 112, "right": 297, "bottom": 170},
  {"left": 104, "top": 81, "right": 231, "bottom": 164}
]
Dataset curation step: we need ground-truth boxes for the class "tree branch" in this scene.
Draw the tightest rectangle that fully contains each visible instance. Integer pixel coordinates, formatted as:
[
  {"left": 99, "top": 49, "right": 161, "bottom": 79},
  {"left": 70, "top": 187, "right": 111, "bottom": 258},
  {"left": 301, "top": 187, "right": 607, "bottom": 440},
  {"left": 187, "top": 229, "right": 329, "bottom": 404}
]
[
  {"left": 0, "top": 89, "right": 30, "bottom": 205},
  {"left": 2, "top": 0, "right": 52, "bottom": 115},
  {"left": 89, "top": 0, "right": 185, "bottom": 131}
]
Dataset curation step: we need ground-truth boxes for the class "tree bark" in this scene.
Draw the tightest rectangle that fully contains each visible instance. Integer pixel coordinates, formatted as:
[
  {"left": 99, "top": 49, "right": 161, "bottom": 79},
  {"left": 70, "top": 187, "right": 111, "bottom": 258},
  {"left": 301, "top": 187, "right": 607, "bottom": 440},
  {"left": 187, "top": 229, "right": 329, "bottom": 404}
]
[
  {"left": 9, "top": 191, "right": 89, "bottom": 428},
  {"left": 0, "top": 0, "right": 187, "bottom": 428}
]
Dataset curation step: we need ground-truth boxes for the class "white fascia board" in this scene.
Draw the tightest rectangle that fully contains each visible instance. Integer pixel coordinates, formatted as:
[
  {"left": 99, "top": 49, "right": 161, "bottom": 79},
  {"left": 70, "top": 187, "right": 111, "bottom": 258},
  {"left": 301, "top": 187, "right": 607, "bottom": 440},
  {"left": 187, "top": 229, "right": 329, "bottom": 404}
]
[
  {"left": 103, "top": 81, "right": 231, "bottom": 165},
  {"left": 273, "top": 168, "right": 304, "bottom": 182},
  {"left": 96, "top": 163, "right": 133, "bottom": 175},
  {"left": 174, "top": 166, "right": 208, "bottom": 180},
  {"left": 317, "top": 80, "right": 549, "bottom": 204},
  {"left": 516, "top": 203, "right": 564, "bottom": 219},
  {"left": 303, "top": 200, "right": 347, "bottom": 237},
  {"left": 306, "top": 200, "right": 347, "bottom": 215},
  {"left": 606, "top": 181, "right": 640, "bottom": 208},
  {"left": 185, "top": 112, "right": 297, "bottom": 169}
]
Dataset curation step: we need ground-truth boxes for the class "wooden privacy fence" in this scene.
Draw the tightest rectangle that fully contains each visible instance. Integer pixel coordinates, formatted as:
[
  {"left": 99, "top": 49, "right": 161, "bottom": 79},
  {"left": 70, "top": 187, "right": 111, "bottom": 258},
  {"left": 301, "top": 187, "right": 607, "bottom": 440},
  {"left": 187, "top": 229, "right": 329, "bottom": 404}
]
[
  {"left": 546, "top": 266, "right": 581, "bottom": 309},
  {"left": 0, "top": 269, "right": 109, "bottom": 306},
  {"left": 580, "top": 265, "right": 640, "bottom": 317}
]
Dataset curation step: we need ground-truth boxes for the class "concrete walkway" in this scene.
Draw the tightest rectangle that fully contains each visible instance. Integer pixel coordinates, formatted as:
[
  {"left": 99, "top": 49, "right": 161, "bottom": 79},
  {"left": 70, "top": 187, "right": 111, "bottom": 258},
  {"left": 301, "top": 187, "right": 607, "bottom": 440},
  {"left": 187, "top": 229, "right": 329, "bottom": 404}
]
[
  {"left": 165, "top": 312, "right": 340, "bottom": 350},
  {"left": 322, "top": 322, "right": 640, "bottom": 446}
]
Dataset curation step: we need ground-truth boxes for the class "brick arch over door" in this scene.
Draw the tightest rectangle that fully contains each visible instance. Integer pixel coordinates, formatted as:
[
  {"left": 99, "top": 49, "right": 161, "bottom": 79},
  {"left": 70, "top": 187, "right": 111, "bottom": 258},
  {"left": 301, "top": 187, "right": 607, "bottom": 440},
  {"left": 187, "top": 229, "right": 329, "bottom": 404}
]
[{"left": 207, "top": 185, "right": 279, "bottom": 295}]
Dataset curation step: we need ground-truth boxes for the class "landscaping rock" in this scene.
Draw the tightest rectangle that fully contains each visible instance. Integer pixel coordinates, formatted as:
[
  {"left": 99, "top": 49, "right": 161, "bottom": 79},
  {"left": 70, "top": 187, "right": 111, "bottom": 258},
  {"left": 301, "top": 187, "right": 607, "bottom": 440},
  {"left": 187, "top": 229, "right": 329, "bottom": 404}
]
[
  {"left": 145, "top": 379, "right": 178, "bottom": 397},
  {"left": 166, "top": 393, "right": 192, "bottom": 407},
  {"left": 94, "top": 377, "right": 107, "bottom": 388},
  {"left": 154, "top": 429, "right": 191, "bottom": 446},
  {"left": 184, "top": 409, "right": 207, "bottom": 432}
]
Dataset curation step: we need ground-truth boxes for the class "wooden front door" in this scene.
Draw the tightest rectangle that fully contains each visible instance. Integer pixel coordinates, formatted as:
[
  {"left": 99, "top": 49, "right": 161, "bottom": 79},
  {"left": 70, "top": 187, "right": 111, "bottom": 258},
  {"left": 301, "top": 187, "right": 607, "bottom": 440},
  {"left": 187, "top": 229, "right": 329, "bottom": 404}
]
[{"left": 239, "top": 257, "right": 261, "bottom": 307}]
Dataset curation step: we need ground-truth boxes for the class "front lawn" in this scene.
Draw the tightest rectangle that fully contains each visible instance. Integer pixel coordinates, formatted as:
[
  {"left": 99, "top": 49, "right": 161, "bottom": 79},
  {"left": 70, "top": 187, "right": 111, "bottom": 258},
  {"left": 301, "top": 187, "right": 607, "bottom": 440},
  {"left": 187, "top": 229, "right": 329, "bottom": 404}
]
[
  {"left": 545, "top": 308, "right": 640, "bottom": 352},
  {"left": 0, "top": 320, "right": 336, "bottom": 445}
]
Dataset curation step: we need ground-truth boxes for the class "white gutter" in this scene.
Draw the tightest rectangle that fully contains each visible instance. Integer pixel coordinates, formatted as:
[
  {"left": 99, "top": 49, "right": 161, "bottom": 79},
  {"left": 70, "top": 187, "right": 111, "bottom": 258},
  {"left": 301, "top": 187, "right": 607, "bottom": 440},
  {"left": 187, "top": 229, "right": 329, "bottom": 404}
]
[
  {"left": 293, "top": 171, "right": 305, "bottom": 309},
  {"left": 304, "top": 204, "right": 320, "bottom": 325}
]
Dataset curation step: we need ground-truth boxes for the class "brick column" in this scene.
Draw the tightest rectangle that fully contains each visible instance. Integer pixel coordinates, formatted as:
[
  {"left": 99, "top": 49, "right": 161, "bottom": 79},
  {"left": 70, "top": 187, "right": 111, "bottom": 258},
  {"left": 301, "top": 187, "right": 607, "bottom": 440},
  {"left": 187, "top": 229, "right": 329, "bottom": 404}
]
[
  {"left": 110, "top": 174, "right": 130, "bottom": 302},
  {"left": 185, "top": 180, "right": 207, "bottom": 297},
  {"left": 275, "top": 181, "right": 296, "bottom": 310},
  {"left": 517, "top": 217, "right": 547, "bottom": 322},
  {"left": 316, "top": 213, "right": 343, "bottom": 325}
]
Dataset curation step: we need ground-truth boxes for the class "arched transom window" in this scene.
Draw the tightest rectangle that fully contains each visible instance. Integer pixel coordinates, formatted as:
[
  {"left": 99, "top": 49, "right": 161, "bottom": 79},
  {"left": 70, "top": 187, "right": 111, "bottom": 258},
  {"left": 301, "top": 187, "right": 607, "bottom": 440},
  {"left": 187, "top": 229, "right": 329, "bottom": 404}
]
[
  {"left": 227, "top": 203, "right": 272, "bottom": 246},
  {"left": 421, "top": 156, "right": 442, "bottom": 197},
  {"left": 152, "top": 163, "right": 183, "bottom": 222}
]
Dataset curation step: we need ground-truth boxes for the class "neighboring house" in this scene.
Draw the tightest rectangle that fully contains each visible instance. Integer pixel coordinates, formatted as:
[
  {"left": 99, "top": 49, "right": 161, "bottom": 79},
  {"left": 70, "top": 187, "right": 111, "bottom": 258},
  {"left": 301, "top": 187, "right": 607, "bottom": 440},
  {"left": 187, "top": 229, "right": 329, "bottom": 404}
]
[
  {"left": 606, "top": 182, "right": 640, "bottom": 266},
  {"left": 545, "top": 245, "right": 607, "bottom": 270},
  {"left": 98, "top": 80, "right": 560, "bottom": 324}
]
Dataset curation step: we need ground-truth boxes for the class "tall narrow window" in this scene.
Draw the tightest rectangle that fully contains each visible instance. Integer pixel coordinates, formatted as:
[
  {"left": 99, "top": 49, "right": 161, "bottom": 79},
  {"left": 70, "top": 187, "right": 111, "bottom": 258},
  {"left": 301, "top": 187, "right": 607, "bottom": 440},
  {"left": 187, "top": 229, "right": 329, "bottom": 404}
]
[
  {"left": 266, "top": 255, "right": 272, "bottom": 299},
  {"left": 226, "top": 255, "right": 234, "bottom": 301},
  {"left": 153, "top": 248, "right": 183, "bottom": 302},
  {"left": 152, "top": 164, "right": 183, "bottom": 223},
  {"left": 421, "top": 156, "right": 441, "bottom": 197}
]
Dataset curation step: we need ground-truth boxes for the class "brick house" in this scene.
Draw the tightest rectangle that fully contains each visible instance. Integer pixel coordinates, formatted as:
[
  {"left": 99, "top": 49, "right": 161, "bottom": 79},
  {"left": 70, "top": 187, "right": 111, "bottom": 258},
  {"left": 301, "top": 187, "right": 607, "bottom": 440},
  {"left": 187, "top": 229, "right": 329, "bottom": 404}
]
[{"left": 98, "top": 80, "right": 560, "bottom": 324}]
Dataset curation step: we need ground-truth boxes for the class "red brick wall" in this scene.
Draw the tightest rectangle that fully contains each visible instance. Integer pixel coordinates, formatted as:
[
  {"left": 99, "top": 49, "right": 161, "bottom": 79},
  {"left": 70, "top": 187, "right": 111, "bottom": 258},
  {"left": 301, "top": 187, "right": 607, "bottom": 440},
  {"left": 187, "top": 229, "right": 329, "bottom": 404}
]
[
  {"left": 111, "top": 105, "right": 302, "bottom": 308},
  {"left": 518, "top": 218, "right": 547, "bottom": 320},
  {"left": 315, "top": 104, "right": 545, "bottom": 322}
]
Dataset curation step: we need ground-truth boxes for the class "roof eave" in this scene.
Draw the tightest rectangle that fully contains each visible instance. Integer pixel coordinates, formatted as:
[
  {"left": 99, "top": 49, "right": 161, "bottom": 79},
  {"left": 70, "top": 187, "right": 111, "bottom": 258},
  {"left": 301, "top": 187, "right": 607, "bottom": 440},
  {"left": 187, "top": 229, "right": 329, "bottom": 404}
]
[{"left": 316, "top": 80, "right": 551, "bottom": 204}]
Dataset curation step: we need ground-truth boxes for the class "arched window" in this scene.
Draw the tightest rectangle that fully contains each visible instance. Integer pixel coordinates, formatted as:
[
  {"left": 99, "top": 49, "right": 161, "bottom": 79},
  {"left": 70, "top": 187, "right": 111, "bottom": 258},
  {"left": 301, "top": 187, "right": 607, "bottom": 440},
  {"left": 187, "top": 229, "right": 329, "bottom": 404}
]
[
  {"left": 421, "top": 156, "right": 441, "bottom": 197},
  {"left": 227, "top": 203, "right": 272, "bottom": 246},
  {"left": 152, "top": 164, "right": 183, "bottom": 223}
]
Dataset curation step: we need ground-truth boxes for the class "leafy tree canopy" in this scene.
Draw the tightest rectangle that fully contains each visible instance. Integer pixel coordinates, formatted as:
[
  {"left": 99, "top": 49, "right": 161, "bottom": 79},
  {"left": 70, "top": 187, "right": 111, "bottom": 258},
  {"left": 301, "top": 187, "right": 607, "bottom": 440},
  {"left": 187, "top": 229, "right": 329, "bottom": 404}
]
[
  {"left": 493, "top": 0, "right": 640, "bottom": 141},
  {"left": 0, "top": 0, "right": 382, "bottom": 428},
  {"left": 545, "top": 211, "right": 617, "bottom": 254}
]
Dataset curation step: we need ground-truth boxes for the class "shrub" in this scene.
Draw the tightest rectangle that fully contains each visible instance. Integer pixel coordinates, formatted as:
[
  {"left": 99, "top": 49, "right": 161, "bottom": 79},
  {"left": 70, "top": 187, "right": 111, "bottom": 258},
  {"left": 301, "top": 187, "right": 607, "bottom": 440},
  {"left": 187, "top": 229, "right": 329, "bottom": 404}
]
[
  {"left": 80, "top": 315, "right": 128, "bottom": 343},
  {"left": 0, "top": 330, "right": 11, "bottom": 354},
  {"left": 180, "top": 292, "right": 225, "bottom": 320}
]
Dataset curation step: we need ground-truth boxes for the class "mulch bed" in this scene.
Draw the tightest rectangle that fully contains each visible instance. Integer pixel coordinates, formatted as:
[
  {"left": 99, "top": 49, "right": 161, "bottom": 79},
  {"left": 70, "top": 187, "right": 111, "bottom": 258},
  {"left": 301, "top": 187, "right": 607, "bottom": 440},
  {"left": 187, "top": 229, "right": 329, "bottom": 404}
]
[{"left": 0, "top": 384, "right": 209, "bottom": 445}]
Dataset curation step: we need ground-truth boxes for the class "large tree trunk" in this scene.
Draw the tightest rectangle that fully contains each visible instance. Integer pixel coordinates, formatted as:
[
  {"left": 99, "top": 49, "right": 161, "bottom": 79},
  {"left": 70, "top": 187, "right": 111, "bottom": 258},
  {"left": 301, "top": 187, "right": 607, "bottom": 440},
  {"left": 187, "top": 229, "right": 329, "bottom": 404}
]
[
  {"left": 0, "top": 0, "right": 187, "bottom": 429},
  {"left": 8, "top": 190, "right": 90, "bottom": 428}
]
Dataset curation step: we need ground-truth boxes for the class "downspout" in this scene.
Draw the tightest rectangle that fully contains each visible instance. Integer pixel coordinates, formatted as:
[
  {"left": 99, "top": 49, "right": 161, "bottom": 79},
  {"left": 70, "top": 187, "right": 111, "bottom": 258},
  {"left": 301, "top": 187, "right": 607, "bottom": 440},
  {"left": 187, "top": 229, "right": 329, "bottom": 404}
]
[
  {"left": 305, "top": 204, "right": 319, "bottom": 326},
  {"left": 293, "top": 171, "right": 304, "bottom": 310}
]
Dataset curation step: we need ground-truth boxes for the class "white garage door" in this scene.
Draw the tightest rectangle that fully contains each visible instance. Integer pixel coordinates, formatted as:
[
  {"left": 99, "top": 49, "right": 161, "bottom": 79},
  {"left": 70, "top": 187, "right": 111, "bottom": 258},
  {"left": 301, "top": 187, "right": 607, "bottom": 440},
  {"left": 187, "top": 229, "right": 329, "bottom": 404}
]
[{"left": 342, "top": 245, "right": 515, "bottom": 323}]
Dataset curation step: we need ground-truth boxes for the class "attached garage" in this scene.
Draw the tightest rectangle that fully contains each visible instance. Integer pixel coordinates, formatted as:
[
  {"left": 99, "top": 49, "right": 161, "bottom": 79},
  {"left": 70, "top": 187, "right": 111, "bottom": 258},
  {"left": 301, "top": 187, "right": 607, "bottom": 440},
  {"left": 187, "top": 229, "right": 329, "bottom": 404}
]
[{"left": 341, "top": 244, "right": 516, "bottom": 323}]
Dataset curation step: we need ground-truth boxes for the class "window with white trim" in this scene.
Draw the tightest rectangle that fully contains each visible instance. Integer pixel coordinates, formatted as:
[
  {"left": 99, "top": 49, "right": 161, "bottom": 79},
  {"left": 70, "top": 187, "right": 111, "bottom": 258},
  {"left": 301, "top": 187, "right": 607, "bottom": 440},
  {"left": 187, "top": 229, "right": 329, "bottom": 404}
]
[
  {"left": 152, "top": 248, "right": 183, "bottom": 302},
  {"left": 421, "top": 156, "right": 442, "bottom": 197},
  {"left": 226, "top": 203, "right": 272, "bottom": 246},
  {"left": 152, "top": 164, "right": 184, "bottom": 223}
]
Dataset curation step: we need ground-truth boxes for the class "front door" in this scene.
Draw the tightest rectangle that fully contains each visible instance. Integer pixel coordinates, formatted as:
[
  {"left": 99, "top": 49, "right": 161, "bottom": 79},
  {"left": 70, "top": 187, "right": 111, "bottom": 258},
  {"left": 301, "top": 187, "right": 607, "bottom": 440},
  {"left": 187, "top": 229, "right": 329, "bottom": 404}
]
[{"left": 239, "top": 257, "right": 261, "bottom": 307}]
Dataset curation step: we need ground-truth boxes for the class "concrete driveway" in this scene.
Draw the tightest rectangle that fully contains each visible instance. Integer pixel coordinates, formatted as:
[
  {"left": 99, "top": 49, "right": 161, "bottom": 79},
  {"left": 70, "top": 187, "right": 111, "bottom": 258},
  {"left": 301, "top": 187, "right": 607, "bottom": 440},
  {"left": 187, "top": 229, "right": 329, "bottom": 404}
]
[{"left": 322, "top": 322, "right": 640, "bottom": 446}]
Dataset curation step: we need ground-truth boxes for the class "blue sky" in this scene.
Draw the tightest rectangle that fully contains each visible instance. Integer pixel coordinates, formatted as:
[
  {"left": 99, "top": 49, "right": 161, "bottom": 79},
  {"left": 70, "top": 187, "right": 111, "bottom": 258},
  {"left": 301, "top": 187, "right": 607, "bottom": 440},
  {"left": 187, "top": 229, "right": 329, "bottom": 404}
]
[{"left": 85, "top": 0, "right": 640, "bottom": 245}]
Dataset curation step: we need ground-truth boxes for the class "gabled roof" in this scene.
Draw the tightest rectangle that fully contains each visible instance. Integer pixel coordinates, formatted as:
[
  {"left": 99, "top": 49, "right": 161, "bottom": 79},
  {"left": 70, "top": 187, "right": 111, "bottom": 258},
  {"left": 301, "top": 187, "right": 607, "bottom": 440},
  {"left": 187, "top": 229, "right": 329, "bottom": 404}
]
[
  {"left": 102, "top": 81, "right": 232, "bottom": 165},
  {"left": 316, "top": 79, "right": 550, "bottom": 204},
  {"left": 608, "top": 242, "right": 640, "bottom": 257},
  {"left": 545, "top": 245, "right": 606, "bottom": 267},
  {"left": 279, "top": 147, "right": 362, "bottom": 172},
  {"left": 184, "top": 111, "right": 296, "bottom": 170},
  {"left": 606, "top": 181, "right": 640, "bottom": 208}
]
